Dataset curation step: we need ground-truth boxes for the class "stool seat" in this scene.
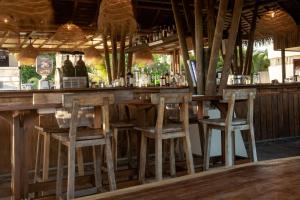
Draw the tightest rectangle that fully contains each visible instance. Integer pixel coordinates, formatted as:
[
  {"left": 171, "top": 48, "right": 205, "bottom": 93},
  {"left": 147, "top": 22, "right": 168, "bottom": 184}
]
[
  {"left": 52, "top": 128, "right": 105, "bottom": 142},
  {"left": 35, "top": 125, "right": 69, "bottom": 133},
  {"left": 200, "top": 118, "right": 247, "bottom": 126},
  {"left": 134, "top": 124, "right": 183, "bottom": 134},
  {"left": 111, "top": 121, "right": 135, "bottom": 128}
]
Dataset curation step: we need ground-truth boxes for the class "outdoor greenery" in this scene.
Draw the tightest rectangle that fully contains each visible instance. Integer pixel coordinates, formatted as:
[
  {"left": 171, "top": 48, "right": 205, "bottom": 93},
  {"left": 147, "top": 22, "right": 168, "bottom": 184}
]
[{"left": 251, "top": 50, "right": 270, "bottom": 73}]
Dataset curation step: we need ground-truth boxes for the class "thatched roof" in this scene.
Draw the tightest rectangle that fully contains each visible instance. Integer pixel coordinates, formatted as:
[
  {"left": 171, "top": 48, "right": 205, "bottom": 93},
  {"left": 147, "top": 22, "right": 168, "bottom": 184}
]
[{"left": 0, "top": 0, "right": 299, "bottom": 53}]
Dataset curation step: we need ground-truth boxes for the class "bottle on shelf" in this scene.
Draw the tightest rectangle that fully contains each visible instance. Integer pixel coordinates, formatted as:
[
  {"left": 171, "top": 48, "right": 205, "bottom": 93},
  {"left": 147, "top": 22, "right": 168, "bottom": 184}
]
[
  {"left": 165, "top": 71, "right": 170, "bottom": 87},
  {"left": 160, "top": 73, "right": 166, "bottom": 87},
  {"left": 126, "top": 71, "right": 134, "bottom": 87}
]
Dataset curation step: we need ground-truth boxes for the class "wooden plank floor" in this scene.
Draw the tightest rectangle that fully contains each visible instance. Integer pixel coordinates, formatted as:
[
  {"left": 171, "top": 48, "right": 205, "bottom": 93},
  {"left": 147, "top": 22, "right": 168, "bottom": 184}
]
[{"left": 79, "top": 157, "right": 300, "bottom": 200}]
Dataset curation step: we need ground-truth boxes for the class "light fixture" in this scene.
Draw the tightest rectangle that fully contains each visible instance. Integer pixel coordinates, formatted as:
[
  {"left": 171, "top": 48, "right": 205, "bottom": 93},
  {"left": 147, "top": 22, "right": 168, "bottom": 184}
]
[
  {"left": 0, "top": 13, "right": 18, "bottom": 33},
  {"left": 17, "top": 37, "right": 39, "bottom": 66},
  {"left": 133, "top": 48, "right": 154, "bottom": 65},
  {"left": 271, "top": 11, "right": 276, "bottom": 18},
  {"left": 53, "top": 23, "right": 86, "bottom": 43},
  {"left": 84, "top": 40, "right": 103, "bottom": 65}
]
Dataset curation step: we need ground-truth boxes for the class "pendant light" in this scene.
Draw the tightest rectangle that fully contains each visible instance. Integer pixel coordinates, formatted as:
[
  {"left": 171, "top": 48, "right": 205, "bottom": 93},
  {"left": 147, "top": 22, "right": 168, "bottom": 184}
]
[
  {"left": 84, "top": 39, "right": 103, "bottom": 65},
  {"left": 133, "top": 48, "right": 154, "bottom": 65},
  {"left": 53, "top": 22, "right": 86, "bottom": 43},
  {"left": 17, "top": 37, "right": 39, "bottom": 66}
]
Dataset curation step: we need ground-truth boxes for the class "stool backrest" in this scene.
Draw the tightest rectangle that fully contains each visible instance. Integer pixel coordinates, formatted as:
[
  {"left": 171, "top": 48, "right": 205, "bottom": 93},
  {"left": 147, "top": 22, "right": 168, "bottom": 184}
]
[
  {"left": 151, "top": 93, "right": 192, "bottom": 136},
  {"left": 63, "top": 93, "right": 115, "bottom": 138},
  {"left": 222, "top": 89, "right": 256, "bottom": 126}
]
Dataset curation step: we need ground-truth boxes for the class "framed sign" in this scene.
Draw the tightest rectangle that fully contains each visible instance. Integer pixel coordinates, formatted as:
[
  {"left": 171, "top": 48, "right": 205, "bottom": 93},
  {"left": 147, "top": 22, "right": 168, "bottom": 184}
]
[
  {"left": 0, "top": 50, "right": 9, "bottom": 67},
  {"left": 36, "top": 55, "right": 53, "bottom": 76}
]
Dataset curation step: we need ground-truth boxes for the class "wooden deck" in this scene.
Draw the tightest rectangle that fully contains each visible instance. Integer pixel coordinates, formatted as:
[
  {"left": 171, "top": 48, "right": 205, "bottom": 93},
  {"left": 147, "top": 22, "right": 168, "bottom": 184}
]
[{"left": 78, "top": 156, "right": 300, "bottom": 200}]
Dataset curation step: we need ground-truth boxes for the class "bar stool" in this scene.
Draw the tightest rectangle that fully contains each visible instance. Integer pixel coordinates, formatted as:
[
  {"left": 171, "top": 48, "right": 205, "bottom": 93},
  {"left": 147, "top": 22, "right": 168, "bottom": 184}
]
[
  {"left": 199, "top": 89, "right": 257, "bottom": 170},
  {"left": 135, "top": 93, "right": 195, "bottom": 182},
  {"left": 51, "top": 93, "right": 116, "bottom": 199},
  {"left": 34, "top": 108, "right": 86, "bottom": 184}
]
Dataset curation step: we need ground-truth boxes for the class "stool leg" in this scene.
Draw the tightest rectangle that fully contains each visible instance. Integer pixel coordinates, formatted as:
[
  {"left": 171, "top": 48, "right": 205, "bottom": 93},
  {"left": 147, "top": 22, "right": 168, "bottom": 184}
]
[
  {"left": 42, "top": 134, "right": 50, "bottom": 182},
  {"left": 249, "top": 126, "right": 258, "bottom": 162},
  {"left": 155, "top": 137, "right": 163, "bottom": 181},
  {"left": 56, "top": 141, "right": 64, "bottom": 199},
  {"left": 225, "top": 127, "right": 233, "bottom": 167},
  {"left": 139, "top": 133, "right": 147, "bottom": 183},
  {"left": 34, "top": 132, "right": 42, "bottom": 183},
  {"left": 182, "top": 132, "right": 195, "bottom": 175},
  {"left": 105, "top": 137, "right": 117, "bottom": 191},
  {"left": 76, "top": 148, "right": 85, "bottom": 176},
  {"left": 203, "top": 124, "right": 211, "bottom": 171},
  {"left": 112, "top": 128, "right": 118, "bottom": 170},
  {"left": 67, "top": 144, "right": 76, "bottom": 199},
  {"left": 169, "top": 138, "right": 176, "bottom": 177},
  {"left": 126, "top": 130, "right": 133, "bottom": 169},
  {"left": 93, "top": 145, "right": 103, "bottom": 192}
]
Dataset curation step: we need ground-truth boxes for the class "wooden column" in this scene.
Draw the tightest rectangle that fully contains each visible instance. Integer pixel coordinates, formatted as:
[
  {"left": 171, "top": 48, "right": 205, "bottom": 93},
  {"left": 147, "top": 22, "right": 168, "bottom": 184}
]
[
  {"left": 205, "top": 0, "right": 228, "bottom": 95},
  {"left": 206, "top": 0, "right": 216, "bottom": 49},
  {"left": 103, "top": 35, "right": 112, "bottom": 84},
  {"left": 244, "top": 2, "right": 258, "bottom": 75},
  {"left": 282, "top": 48, "right": 286, "bottom": 83},
  {"left": 182, "top": 0, "right": 196, "bottom": 49},
  {"left": 127, "top": 35, "right": 133, "bottom": 73},
  {"left": 111, "top": 33, "right": 118, "bottom": 80},
  {"left": 238, "top": 27, "right": 244, "bottom": 74},
  {"left": 171, "top": 0, "right": 193, "bottom": 89},
  {"left": 118, "top": 30, "right": 126, "bottom": 78},
  {"left": 218, "top": 0, "right": 244, "bottom": 94},
  {"left": 195, "top": 0, "right": 204, "bottom": 94}
]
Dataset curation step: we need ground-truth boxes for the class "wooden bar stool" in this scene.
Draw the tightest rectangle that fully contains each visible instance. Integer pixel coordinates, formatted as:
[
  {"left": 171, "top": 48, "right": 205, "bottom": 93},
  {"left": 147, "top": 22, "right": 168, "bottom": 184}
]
[
  {"left": 111, "top": 104, "right": 136, "bottom": 170},
  {"left": 199, "top": 89, "right": 257, "bottom": 170},
  {"left": 135, "top": 93, "right": 195, "bottom": 183},
  {"left": 52, "top": 93, "right": 116, "bottom": 199}
]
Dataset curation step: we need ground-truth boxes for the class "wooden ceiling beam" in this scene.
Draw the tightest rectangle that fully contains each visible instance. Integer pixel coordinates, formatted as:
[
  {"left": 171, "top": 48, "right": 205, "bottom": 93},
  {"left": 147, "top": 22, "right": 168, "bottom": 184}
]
[{"left": 0, "top": 32, "right": 10, "bottom": 47}]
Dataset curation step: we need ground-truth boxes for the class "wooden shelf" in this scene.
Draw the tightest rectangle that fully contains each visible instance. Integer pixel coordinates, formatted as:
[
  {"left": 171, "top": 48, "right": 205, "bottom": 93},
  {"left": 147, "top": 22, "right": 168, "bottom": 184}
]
[{"left": 125, "top": 35, "right": 180, "bottom": 54}]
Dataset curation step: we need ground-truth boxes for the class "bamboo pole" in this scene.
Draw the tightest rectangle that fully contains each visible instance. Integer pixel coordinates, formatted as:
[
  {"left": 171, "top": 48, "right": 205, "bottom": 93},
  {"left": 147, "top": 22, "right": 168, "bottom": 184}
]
[
  {"left": 218, "top": 0, "right": 244, "bottom": 94},
  {"left": 103, "top": 35, "right": 112, "bottom": 84},
  {"left": 195, "top": 0, "right": 204, "bottom": 94},
  {"left": 118, "top": 29, "right": 126, "bottom": 78},
  {"left": 127, "top": 35, "right": 133, "bottom": 73},
  {"left": 243, "top": 2, "right": 259, "bottom": 75},
  {"left": 111, "top": 32, "right": 118, "bottom": 80},
  {"left": 205, "top": 0, "right": 228, "bottom": 95},
  {"left": 282, "top": 48, "right": 286, "bottom": 83},
  {"left": 182, "top": 0, "right": 196, "bottom": 49},
  {"left": 171, "top": 0, "right": 193, "bottom": 89}
]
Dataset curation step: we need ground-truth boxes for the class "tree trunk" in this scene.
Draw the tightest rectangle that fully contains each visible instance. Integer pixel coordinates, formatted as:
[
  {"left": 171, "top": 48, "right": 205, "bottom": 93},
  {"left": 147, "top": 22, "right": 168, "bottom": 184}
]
[
  {"left": 205, "top": 0, "right": 228, "bottom": 95},
  {"left": 218, "top": 0, "right": 244, "bottom": 94}
]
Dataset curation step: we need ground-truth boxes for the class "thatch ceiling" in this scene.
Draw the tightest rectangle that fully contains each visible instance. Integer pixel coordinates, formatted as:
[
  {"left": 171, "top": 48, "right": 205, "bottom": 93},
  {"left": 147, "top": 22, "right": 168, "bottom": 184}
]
[{"left": 0, "top": 0, "right": 298, "bottom": 53}]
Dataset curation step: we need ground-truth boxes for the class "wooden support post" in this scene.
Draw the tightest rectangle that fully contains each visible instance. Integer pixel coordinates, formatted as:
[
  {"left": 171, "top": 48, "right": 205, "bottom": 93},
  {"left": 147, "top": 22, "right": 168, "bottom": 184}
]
[
  {"left": 238, "top": 27, "right": 244, "bottom": 74},
  {"left": 282, "top": 48, "right": 286, "bottom": 83},
  {"left": 182, "top": 0, "right": 196, "bottom": 49},
  {"left": 244, "top": 2, "right": 259, "bottom": 75},
  {"left": 206, "top": 0, "right": 216, "bottom": 49},
  {"left": 205, "top": 0, "right": 228, "bottom": 95},
  {"left": 111, "top": 33, "right": 118, "bottom": 80},
  {"left": 218, "top": 0, "right": 244, "bottom": 94},
  {"left": 118, "top": 29, "right": 126, "bottom": 78},
  {"left": 103, "top": 35, "right": 112, "bottom": 84},
  {"left": 127, "top": 35, "right": 133, "bottom": 73},
  {"left": 195, "top": 0, "right": 204, "bottom": 94},
  {"left": 171, "top": 0, "right": 193, "bottom": 89}
]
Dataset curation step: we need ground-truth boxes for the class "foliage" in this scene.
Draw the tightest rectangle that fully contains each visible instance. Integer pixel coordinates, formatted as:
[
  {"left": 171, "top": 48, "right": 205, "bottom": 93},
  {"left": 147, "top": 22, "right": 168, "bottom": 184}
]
[
  {"left": 20, "top": 65, "right": 41, "bottom": 84},
  {"left": 87, "top": 62, "right": 108, "bottom": 83},
  {"left": 251, "top": 50, "right": 270, "bottom": 73}
]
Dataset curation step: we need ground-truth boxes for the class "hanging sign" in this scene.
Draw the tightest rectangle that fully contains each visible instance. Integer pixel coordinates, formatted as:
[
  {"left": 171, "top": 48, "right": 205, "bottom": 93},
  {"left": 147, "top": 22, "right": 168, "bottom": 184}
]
[{"left": 36, "top": 55, "right": 53, "bottom": 76}]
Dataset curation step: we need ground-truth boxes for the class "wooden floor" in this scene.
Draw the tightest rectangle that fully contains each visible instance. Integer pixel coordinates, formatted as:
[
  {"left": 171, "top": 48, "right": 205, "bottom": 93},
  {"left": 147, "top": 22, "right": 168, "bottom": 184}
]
[
  {"left": 1, "top": 138, "right": 300, "bottom": 200},
  {"left": 79, "top": 156, "right": 300, "bottom": 200}
]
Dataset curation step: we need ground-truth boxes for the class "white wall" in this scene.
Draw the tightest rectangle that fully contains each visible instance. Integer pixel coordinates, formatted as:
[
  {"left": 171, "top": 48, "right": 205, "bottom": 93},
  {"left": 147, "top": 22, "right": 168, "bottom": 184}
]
[{"left": 0, "top": 54, "right": 20, "bottom": 90}]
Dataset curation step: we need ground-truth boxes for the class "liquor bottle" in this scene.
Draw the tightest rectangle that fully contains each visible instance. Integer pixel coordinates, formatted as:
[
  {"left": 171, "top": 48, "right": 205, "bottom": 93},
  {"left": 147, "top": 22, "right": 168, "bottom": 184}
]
[
  {"left": 167, "top": 26, "right": 172, "bottom": 37},
  {"left": 126, "top": 71, "right": 133, "bottom": 87},
  {"left": 172, "top": 25, "right": 177, "bottom": 35},
  {"left": 165, "top": 71, "right": 170, "bottom": 86},
  {"left": 158, "top": 26, "right": 163, "bottom": 40},
  {"left": 160, "top": 74, "right": 166, "bottom": 87}
]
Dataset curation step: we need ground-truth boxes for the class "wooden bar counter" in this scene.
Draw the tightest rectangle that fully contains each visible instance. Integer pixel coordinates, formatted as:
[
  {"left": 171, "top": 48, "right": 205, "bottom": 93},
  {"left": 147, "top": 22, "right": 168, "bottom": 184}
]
[{"left": 0, "top": 86, "right": 188, "bottom": 199}]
